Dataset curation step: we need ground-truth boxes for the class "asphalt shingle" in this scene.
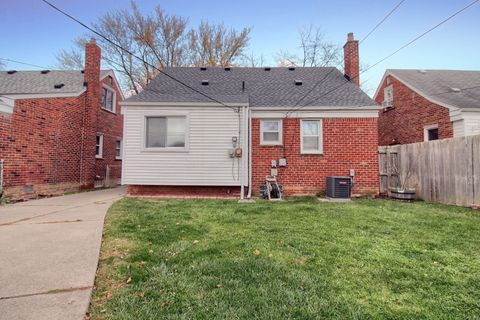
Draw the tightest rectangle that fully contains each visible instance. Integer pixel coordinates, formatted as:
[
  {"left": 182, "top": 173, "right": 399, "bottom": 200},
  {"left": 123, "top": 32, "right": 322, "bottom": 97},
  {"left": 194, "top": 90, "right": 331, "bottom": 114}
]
[
  {"left": 125, "top": 67, "right": 377, "bottom": 107},
  {"left": 387, "top": 69, "right": 480, "bottom": 110}
]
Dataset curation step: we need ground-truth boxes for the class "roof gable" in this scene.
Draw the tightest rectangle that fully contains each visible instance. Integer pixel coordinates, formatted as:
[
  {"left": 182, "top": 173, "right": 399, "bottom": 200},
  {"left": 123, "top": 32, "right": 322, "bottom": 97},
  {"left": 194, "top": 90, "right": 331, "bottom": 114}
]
[{"left": 374, "top": 69, "right": 480, "bottom": 111}]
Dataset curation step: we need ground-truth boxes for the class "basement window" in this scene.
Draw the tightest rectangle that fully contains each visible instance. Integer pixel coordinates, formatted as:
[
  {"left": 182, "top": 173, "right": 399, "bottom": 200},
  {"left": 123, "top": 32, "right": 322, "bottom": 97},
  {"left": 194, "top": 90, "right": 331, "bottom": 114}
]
[
  {"left": 424, "top": 124, "right": 439, "bottom": 142},
  {"left": 260, "top": 119, "right": 282, "bottom": 145},
  {"left": 95, "top": 134, "right": 104, "bottom": 159},
  {"left": 101, "top": 85, "right": 116, "bottom": 112},
  {"left": 301, "top": 119, "right": 323, "bottom": 154},
  {"left": 145, "top": 116, "right": 188, "bottom": 150}
]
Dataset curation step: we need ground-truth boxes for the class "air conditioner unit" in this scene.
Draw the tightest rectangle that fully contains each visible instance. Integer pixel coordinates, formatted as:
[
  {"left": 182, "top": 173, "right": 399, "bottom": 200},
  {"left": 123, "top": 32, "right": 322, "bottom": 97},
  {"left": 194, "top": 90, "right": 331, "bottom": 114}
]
[{"left": 326, "top": 176, "right": 352, "bottom": 199}]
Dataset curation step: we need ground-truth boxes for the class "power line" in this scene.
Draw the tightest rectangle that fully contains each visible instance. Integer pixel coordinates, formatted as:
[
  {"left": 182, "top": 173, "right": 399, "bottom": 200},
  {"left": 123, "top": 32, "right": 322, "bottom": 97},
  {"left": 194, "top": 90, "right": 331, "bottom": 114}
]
[
  {"left": 41, "top": 0, "right": 238, "bottom": 111},
  {"left": 360, "top": 0, "right": 406, "bottom": 43},
  {"left": 0, "top": 58, "right": 49, "bottom": 70},
  {"left": 289, "top": 0, "right": 480, "bottom": 113},
  {"left": 285, "top": 0, "right": 406, "bottom": 116}
]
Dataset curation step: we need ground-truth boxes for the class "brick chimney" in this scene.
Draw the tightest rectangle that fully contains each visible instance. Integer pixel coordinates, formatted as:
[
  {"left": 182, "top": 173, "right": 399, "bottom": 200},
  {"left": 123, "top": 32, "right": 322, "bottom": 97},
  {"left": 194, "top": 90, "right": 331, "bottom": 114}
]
[
  {"left": 343, "top": 32, "right": 360, "bottom": 86},
  {"left": 81, "top": 39, "right": 101, "bottom": 188}
]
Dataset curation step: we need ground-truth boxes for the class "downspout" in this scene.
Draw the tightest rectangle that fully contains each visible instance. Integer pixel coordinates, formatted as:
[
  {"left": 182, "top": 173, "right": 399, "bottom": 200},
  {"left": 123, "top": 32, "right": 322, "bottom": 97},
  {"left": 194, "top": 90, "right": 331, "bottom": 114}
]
[
  {"left": 240, "top": 106, "right": 246, "bottom": 200},
  {"left": 247, "top": 105, "right": 252, "bottom": 198},
  {"left": 79, "top": 91, "right": 87, "bottom": 187}
]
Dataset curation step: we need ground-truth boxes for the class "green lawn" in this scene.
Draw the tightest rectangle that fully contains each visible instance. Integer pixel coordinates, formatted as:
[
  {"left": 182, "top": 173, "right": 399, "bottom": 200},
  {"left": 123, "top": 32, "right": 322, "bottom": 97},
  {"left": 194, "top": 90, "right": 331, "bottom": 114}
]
[{"left": 88, "top": 197, "right": 480, "bottom": 319}]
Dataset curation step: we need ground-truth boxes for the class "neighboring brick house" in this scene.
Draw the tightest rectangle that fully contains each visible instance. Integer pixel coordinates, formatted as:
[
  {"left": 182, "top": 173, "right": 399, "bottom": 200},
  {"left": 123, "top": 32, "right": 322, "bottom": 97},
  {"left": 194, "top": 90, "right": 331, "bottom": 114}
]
[
  {"left": 0, "top": 40, "right": 123, "bottom": 200},
  {"left": 375, "top": 69, "right": 480, "bottom": 146},
  {"left": 121, "top": 33, "right": 380, "bottom": 198}
]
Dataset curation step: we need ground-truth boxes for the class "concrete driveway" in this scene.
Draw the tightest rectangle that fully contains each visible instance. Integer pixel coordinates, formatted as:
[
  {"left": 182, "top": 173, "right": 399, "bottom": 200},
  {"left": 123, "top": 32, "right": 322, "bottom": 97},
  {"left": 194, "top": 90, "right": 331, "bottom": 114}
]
[{"left": 0, "top": 187, "right": 125, "bottom": 320}]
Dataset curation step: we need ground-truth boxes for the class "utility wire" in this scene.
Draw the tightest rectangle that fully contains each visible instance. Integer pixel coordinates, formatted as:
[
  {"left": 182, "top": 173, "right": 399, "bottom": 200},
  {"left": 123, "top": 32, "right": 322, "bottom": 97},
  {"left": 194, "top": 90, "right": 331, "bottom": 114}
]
[
  {"left": 360, "top": 0, "right": 406, "bottom": 43},
  {"left": 41, "top": 0, "right": 238, "bottom": 111},
  {"left": 289, "top": 0, "right": 480, "bottom": 113},
  {"left": 285, "top": 0, "right": 406, "bottom": 116},
  {"left": 0, "top": 58, "right": 49, "bottom": 70}
]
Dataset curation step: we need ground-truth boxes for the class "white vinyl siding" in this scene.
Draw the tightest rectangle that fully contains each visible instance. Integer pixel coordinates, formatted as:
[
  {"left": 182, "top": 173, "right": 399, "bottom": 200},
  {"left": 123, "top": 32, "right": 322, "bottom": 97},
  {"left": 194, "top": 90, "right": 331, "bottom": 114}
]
[
  {"left": 260, "top": 119, "right": 282, "bottom": 145},
  {"left": 301, "top": 119, "right": 323, "bottom": 154},
  {"left": 463, "top": 112, "right": 480, "bottom": 136},
  {"left": 452, "top": 120, "right": 465, "bottom": 138},
  {"left": 122, "top": 106, "right": 247, "bottom": 186}
]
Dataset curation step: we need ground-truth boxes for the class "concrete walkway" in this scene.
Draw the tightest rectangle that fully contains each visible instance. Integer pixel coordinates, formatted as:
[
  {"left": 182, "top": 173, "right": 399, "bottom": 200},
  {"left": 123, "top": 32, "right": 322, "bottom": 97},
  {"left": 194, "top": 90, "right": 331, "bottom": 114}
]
[{"left": 0, "top": 187, "right": 125, "bottom": 320}]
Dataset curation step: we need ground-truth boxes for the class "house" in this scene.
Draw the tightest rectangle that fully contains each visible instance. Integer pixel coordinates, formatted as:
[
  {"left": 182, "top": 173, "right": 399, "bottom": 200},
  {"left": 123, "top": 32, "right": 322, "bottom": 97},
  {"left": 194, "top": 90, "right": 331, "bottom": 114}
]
[
  {"left": 374, "top": 69, "right": 480, "bottom": 146},
  {"left": 121, "top": 33, "right": 380, "bottom": 198},
  {"left": 0, "top": 40, "right": 123, "bottom": 200}
]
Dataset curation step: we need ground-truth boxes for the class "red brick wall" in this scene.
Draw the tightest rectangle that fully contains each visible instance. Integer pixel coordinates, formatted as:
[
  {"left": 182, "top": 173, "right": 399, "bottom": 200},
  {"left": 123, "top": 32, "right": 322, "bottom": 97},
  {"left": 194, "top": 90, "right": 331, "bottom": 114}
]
[
  {"left": 1, "top": 95, "right": 86, "bottom": 198},
  {"left": 0, "top": 112, "right": 12, "bottom": 158},
  {"left": 128, "top": 185, "right": 240, "bottom": 198},
  {"left": 376, "top": 75, "right": 453, "bottom": 146},
  {"left": 251, "top": 117, "right": 379, "bottom": 196}
]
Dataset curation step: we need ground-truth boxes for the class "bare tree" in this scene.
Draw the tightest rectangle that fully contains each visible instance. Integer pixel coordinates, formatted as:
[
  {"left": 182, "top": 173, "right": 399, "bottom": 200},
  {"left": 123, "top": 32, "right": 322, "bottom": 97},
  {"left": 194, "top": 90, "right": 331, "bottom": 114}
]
[
  {"left": 56, "top": 1, "right": 251, "bottom": 93},
  {"left": 276, "top": 25, "right": 340, "bottom": 67},
  {"left": 242, "top": 52, "right": 265, "bottom": 67},
  {"left": 188, "top": 21, "right": 251, "bottom": 66}
]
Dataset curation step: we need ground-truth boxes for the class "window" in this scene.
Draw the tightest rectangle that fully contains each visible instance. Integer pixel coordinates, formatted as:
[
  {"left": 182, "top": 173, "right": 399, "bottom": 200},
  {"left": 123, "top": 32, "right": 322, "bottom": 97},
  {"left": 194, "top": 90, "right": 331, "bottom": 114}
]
[
  {"left": 383, "top": 85, "right": 393, "bottom": 108},
  {"left": 101, "top": 86, "right": 115, "bottom": 112},
  {"left": 424, "top": 124, "right": 439, "bottom": 141},
  {"left": 301, "top": 120, "right": 323, "bottom": 154},
  {"left": 115, "top": 139, "right": 122, "bottom": 159},
  {"left": 260, "top": 119, "right": 282, "bottom": 145},
  {"left": 146, "top": 116, "right": 187, "bottom": 149},
  {"left": 95, "top": 134, "right": 103, "bottom": 158}
]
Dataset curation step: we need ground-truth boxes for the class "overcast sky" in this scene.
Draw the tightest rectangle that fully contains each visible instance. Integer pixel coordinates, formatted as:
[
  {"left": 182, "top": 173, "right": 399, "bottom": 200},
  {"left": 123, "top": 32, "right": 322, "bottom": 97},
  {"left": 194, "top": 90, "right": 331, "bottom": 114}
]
[{"left": 1, "top": 0, "right": 479, "bottom": 96}]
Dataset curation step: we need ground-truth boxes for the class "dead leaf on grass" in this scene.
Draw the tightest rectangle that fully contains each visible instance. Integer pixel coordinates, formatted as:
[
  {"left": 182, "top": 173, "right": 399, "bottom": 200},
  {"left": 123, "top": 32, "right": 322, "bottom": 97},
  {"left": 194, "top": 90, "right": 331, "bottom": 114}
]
[
  {"left": 192, "top": 240, "right": 199, "bottom": 245},
  {"left": 254, "top": 249, "right": 261, "bottom": 256},
  {"left": 216, "top": 284, "right": 222, "bottom": 288},
  {"left": 126, "top": 277, "right": 132, "bottom": 284}
]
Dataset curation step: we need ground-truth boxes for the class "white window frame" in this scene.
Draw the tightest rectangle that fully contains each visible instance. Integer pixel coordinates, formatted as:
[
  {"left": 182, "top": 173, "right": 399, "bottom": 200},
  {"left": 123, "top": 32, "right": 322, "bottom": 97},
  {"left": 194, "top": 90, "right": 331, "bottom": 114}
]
[
  {"left": 101, "top": 84, "right": 116, "bottom": 113},
  {"left": 424, "top": 124, "right": 439, "bottom": 142},
  {"left": 383, "top": 85, "right": 393, "bottom": 108},
  {"left": 260, "top": 119, "right": 283, "bottom": 145},
  {"left": 95, "top": 134, "right": 104, "bottom": 159},
  {"left": 143, "top": 114, "right": 189, "bottom": 152},
  {"left": 300, "top": 119, "right": 323, "bottom": 154},
  {"left": 115, "top": 139, "right": 122, "bottom": 160}
]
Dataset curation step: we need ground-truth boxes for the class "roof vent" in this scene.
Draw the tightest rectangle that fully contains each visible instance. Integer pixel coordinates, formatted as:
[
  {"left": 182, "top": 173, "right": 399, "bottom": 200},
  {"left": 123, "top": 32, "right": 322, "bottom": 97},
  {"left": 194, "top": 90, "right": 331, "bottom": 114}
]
[
  {"left": 41, "top": 70, "right": 50, "bottom": 74},
  {"left": 419, "top": 70, "right": 427, "bottom": 74},
  {"left": 201, "top": 80, "right": 209, "bottom": 86},
  {"left": 288, "top": 67, "right": 295, "bottom": 71},
  {"left": 81, "top": 70, "right": 85, "bottom": 74},
  {"left": 7, "top": 70, "right": 17, "bottom": 74},
  {"left": 200, "top": 67, "right": 207, "bottom": 71},
  {"left": 294, "top": 80, "right": 303, "bottom": 86},
  {"left": 344, "top": 74, "right": 351, "bottom": 81},
  {"left": 264, "top": 67, "right": 271, "bottom": 71},
  {"left": 54, "top": 83, "right": 65, "bottom": 89},
  {"left": 224, "top": 67, "right": 231, "bottom": 71},
  {"left": 451, "top": 87, "right": 461, "bottom": 93}
]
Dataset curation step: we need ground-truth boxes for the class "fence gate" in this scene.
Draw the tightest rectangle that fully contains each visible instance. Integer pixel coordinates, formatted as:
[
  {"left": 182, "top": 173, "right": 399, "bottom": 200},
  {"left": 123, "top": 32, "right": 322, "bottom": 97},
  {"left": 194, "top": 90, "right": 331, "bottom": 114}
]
[{"left": 378, "top": 147, "right": 399, "bottom": 194}]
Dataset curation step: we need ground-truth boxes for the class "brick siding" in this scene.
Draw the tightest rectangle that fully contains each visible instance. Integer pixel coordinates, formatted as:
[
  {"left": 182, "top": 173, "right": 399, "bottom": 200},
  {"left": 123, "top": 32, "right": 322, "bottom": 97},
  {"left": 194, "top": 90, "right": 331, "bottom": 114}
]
[
  {"left": 376, "top": 75, "right": 453, "bottom": 146},
  {"left": 251, "top": 117, "right": 379, "bottom": 196}
]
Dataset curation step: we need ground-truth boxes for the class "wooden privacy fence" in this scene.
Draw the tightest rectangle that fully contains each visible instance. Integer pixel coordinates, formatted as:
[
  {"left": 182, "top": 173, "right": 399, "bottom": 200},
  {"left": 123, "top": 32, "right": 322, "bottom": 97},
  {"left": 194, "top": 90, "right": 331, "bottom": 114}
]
[{"left": 379, "top": 135, "right": 480, "bottom": 207}]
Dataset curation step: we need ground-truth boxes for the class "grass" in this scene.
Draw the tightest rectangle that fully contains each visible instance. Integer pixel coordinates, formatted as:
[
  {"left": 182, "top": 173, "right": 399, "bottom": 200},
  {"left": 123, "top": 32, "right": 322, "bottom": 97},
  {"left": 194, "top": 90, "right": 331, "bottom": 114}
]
[{"left": 88, "top": 197, "right": 480, "bottom": 319}]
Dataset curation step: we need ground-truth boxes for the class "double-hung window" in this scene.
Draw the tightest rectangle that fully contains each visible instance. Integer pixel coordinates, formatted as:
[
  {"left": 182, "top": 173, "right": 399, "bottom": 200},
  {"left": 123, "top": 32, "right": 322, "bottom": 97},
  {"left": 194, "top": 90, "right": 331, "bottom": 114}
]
[
  {"left": 145, "top": 116, "right": 187, "bottom": 150},
  {"left": 101, "top": 86, "right": 115, "bottom": 112},
  {"left": 301, "top": 120, "right": 323, "bottom": 154},
  {"left": 95, "top": 134, "right": 104, "bottom": 158},
  {"left": 115, "top": 139, "right": 122, "bottom": 159},
  {"left": 260, "top": 119, "right": 282, "bottom": 145}
]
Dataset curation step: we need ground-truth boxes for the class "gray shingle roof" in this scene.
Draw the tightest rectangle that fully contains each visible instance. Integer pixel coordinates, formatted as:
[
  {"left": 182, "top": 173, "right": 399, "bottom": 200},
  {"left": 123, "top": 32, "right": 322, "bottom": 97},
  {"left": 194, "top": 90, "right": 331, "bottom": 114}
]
[
  {"left": 387, "top": 69, "right": 480, "bottom": 110},
  {"left": 0, "top": 70, "right": 111, "bottom": 95},
  {"left": 125, "top": 67, "right": 377, "bottom": 107}
]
